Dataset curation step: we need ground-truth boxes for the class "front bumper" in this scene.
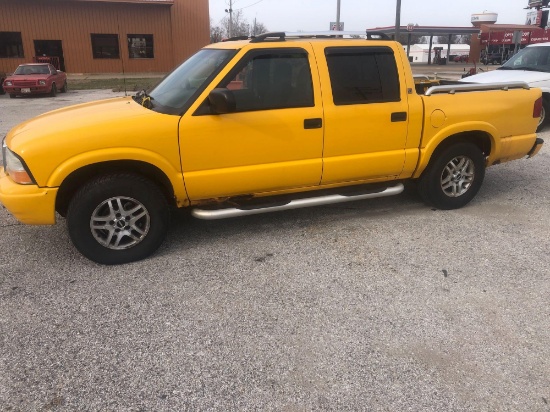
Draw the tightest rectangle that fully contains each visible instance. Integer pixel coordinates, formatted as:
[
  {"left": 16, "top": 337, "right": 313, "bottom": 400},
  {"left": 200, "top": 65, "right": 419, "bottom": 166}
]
[
  {"left": 0, "top": 167, "right": 57, "bottom": 224},
  {"left": 3, "top": 85, "right": 51, "bottom": 95}
]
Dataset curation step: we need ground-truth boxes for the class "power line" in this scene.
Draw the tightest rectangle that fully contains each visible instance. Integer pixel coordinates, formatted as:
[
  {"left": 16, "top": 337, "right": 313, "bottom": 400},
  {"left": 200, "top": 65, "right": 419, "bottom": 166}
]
[{"left": 237, "top": 0, "right": 265, "bottom": 10}]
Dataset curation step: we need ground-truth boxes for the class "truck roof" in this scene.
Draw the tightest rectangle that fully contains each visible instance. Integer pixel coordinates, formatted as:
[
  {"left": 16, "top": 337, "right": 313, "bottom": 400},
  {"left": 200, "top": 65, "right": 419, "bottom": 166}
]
[{"left": 206, "top": 31, "right": 394, "bottom": 49}]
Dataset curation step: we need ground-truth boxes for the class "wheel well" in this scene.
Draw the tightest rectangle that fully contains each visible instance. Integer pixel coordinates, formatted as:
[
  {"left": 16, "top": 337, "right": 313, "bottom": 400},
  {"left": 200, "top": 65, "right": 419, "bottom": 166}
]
[
  {"left": 431, "top": 131, "right": 492, "bottom": 160},
  {"left": 419, "top": 131, "right": 492, "bottom": 177},
  {"left": 55, "top": 160, "right": 176, "bottom": 217}
]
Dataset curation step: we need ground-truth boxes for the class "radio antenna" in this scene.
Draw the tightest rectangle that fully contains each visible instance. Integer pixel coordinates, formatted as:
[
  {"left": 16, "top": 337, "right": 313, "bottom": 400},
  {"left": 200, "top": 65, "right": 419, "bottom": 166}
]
[{"left": 116, "top": 11, "right": 128, "bottom": 96}]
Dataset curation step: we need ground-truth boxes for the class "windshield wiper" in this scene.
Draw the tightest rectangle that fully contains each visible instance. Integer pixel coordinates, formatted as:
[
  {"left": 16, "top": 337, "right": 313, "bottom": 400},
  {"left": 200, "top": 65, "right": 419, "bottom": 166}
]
[{"left": 133, "top": 89, "right": 154, "bottom": 109}]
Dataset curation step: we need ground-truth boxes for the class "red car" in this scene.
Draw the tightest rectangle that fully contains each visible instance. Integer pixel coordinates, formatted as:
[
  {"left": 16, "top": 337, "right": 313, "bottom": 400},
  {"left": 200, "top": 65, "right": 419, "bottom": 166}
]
[{"left": 2, "top": 63, "right": 67, "bottom": 98}]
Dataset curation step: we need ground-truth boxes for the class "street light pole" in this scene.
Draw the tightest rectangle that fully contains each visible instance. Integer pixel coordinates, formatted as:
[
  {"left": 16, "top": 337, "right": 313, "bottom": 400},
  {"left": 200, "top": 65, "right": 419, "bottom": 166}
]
[
  {"left": 336, "top": 0, "right": 341, "bottom": 30},
  {"left": 395, "top": 0, "right": 401, "bottom": 41},
  {"left": 225, "top": 0, "right": 233, "bottom": 38},
  {"left": 229, "top": 0, "right": 233, "bottom": 38}
]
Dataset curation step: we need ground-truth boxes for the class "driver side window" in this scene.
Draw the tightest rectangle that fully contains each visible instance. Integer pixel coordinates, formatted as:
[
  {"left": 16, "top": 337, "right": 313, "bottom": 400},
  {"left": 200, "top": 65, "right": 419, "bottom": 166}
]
[{"left": 218, "top": 49, "right": 314, "bottom": 112}]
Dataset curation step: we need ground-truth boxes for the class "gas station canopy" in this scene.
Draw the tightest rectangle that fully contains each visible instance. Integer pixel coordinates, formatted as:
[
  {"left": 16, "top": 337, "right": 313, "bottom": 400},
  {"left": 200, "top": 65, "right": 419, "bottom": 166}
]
[{"left": 368, "top": 26, "right": 481, "bottom": 64}]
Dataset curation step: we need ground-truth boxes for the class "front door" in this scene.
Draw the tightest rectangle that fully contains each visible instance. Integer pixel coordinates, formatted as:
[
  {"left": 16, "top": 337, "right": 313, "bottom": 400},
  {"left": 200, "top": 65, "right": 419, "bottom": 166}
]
[{"left": 179, "top": 46, "right": 324, "bottom": 201}]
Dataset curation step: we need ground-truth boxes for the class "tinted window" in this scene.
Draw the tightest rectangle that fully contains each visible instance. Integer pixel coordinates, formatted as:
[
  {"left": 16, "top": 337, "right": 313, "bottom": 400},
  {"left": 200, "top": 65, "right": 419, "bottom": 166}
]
[
  {"left": 218, "top": 49, "right": 314, "bottom": 112},
  {"left": 0, "top": 32, "right": 24, "bottom": 58},
  {"left": 325, "top": 47, "right": 400, "bottom": 105},
  {"left": 91, "top": 34, "right": 120, "bottom": 59}
]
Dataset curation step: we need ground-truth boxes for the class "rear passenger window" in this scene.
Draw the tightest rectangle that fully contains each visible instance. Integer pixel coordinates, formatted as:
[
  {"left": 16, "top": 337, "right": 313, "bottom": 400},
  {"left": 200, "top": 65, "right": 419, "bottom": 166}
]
[{"left": 325, "top": 47, "right": 400, "bottom": 105}]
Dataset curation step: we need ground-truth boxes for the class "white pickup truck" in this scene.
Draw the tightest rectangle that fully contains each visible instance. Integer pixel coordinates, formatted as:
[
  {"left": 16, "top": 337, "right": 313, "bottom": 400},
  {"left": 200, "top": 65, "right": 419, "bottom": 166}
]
[{"left": 464, "top": 42, "right": 550, "bottom": 131}]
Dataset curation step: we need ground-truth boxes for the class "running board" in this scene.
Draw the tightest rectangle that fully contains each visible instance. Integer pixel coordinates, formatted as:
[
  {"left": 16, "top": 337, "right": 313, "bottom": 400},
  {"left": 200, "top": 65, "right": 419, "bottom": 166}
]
[{"left": 191, "top": 183, "right": 404, "bottom": 220}]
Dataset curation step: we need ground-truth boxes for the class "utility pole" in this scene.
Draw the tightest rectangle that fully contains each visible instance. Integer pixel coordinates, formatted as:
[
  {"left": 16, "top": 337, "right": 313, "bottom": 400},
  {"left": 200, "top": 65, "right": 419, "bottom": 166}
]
[
  {"left": 225, "top": 0, "right": 233, "bottom": 38},
  {"left": 336, "top": 0, "right": 341, "bottom": 30},
  {"left": 395, "top": 0, "right": 401, "bottom": 41}
]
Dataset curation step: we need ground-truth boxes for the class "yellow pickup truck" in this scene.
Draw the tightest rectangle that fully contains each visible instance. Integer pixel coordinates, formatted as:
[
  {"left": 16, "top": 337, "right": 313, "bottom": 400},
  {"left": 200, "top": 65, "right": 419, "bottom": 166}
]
[{"left": 0, "top": 32, "right": 544, "bottom": 264}]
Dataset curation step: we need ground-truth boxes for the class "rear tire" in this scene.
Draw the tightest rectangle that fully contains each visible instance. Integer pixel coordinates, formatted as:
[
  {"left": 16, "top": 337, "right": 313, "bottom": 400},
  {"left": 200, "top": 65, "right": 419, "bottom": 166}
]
[
  {"left": 417, "top": 142, "right": 485, "bottom": 210},
  {"left": 67, "top": 174, "right": 170, "bottom": 265},
  {"left": 61, "top": 80, "right": 68, "bottom": 93},
  {"left": 537, "top": 97, "right": 549, "bottom": 132}
]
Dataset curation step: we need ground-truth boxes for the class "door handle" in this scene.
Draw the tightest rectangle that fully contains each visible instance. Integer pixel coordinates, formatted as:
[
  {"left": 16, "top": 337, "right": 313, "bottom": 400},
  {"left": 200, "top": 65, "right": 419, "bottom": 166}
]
[
  {"left": 304, "top": 118, "right": 322, "bottom": 129},
  {"left": 391, "top": 112, "right": 407, "bottom": 122}
]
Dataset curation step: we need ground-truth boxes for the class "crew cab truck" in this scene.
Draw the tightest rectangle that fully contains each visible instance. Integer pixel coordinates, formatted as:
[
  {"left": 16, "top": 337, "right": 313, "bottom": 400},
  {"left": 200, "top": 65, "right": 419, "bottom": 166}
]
[{"left": 0, "top": 31, "right": 544, "bottom": 264}]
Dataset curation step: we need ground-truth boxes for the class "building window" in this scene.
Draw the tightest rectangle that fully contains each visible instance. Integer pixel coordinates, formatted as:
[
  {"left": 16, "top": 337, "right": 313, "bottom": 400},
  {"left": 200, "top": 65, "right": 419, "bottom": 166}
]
[
  {"left": 128, "top": 34, "right": 154, "bottom": 59},
  {"left": 0, "top": 32, "right": 24, "bottom": 58},
  {"left": 91, "top": 34, "right": 120, "bottom": 59}
]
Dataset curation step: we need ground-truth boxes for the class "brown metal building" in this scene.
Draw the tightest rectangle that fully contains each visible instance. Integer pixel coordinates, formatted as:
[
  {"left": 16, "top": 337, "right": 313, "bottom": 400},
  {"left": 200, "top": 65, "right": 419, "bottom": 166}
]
[{"left": 0, "top": 0, "right": 210, "bottom": 74}]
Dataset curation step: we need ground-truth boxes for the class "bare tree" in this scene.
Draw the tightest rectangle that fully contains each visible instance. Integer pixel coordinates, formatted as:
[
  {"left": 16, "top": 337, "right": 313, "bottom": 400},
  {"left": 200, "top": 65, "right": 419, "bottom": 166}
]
[
  {"left": 221, "top": 10, "right": 250, "bottom": 38},
  {"left": 436, "top": 34, "right": 464, "bottom": 44},
  {"left": 397, "top": 25, "right": 426, "bottom": 45},
  {"left": 210, "top": 11, "right": 268, "bottom": 41},
  {"left": 252, "top": 21, "right": 268, "bottom": 36},
  {"left": 458, "top": 35, "right": 471, "bottom": 45},
  {"left": 210, "top": 19, "right": 224, "bottom": 43}
]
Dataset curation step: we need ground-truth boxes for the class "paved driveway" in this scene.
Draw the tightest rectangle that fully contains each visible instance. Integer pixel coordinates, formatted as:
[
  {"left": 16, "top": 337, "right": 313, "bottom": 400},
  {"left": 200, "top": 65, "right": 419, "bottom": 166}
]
[{"left": 1, "top": 90, "right": 549, "bottom": 410}]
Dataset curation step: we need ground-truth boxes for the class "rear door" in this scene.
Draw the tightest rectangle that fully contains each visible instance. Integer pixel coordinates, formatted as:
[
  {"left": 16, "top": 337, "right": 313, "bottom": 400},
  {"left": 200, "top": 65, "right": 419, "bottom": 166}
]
[{"left": 314, "top": 44, "right": 410, "bottom": 184}]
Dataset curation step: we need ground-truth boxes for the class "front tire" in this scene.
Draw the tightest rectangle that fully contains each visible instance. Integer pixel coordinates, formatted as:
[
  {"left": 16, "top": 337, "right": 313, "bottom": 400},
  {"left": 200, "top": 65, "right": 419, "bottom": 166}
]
[
  {"left": 67, "top": 174, "right": 170, "bottom": 265},
  {"left": 50, "top": 83, "right": 57, "bottom": 97},
  {"left": 9, "top": 93, "right": 15, "bottom": 99},
  {"left": 61, "top": 80, "right": 68, "bottom": 93},
  {"left": 417, "top": 142, "right": 485, "bottom": 210}
]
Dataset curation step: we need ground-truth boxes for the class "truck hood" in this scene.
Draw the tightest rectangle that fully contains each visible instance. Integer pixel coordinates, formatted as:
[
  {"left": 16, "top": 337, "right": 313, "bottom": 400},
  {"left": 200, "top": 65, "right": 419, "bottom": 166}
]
[
  {"left": 5, "top": 96, "right": 182, "bottom": 187},
  {"left": 462, "top": 69, "right": 550, "bottom": 85},
  {"left": 8, "top": 96, "right": 155, "bottom": 144},
  {"left": 6, "top": 74, "right": 51, "bottom": 81}
]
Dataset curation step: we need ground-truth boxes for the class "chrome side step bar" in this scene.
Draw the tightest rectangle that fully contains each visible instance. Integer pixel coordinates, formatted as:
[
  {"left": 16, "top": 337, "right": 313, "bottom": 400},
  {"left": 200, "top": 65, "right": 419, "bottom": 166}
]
[{"left": 191, "top": 183, "right": 404, "bottom": 220}]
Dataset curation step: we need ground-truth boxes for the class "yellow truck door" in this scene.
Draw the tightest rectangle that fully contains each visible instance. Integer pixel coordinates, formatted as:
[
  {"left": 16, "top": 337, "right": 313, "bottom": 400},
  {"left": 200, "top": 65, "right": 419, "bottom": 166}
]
[
  {"left": 179, "top": 45, "right": 324, "bottom": 201},
  {"left": 314, "top": 44, "right": 410, "bottom": 184}
]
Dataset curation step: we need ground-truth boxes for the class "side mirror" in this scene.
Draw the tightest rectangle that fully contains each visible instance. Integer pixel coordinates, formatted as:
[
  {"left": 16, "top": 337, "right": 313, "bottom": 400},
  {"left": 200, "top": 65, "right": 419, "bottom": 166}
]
[{"left": 209, "top": 88, "right": 236, "bottom": 114}]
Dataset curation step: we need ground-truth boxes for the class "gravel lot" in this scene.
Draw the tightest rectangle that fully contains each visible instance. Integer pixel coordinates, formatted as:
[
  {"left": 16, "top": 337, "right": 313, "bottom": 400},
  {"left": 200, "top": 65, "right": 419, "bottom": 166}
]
[{"left": 1, "top": 90, "right": 549, "bottom": 411}]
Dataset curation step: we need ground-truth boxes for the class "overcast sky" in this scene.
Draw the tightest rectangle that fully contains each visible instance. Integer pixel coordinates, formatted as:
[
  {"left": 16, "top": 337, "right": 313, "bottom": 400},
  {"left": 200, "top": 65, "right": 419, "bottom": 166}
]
[{"left": 208, "top": 0, "right": 529, "bottom": 31}]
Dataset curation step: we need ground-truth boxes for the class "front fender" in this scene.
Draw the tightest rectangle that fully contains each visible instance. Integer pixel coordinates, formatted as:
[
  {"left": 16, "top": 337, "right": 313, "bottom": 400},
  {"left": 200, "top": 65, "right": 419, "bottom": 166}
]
[{"left": 46, "top": 148, "right": 188, "bottom": 204}]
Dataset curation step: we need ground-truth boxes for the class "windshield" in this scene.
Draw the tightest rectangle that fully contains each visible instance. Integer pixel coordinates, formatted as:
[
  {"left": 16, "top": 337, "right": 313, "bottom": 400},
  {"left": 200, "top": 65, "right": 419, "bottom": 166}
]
[
  {"left": 500, "top": 46, "right": 550, "bottom": 73},
  {"left": 149, "top": 48, "right": 236, "bottom": 114},
  {"left": 14, "top": 65, "right": 50, "bottom": 75}
]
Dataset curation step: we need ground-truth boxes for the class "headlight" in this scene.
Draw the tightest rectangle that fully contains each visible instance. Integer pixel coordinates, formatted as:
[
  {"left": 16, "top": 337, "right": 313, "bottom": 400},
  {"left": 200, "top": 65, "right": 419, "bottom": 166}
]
[
  {"left": 2, "top": 138, "right": 35, "bottom": 185},
  {"left": 39, "top": 80, "right": 46, "bottom": 85},
  {"left": 5, "top": 81, "right": 12, "bottom": 86}
]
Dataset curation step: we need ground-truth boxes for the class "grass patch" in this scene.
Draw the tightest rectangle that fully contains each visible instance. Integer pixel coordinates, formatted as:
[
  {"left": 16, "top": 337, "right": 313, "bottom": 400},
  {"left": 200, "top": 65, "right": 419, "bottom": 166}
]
[{"left": 68, "top": 77, "right": 163, "bottom": 92}]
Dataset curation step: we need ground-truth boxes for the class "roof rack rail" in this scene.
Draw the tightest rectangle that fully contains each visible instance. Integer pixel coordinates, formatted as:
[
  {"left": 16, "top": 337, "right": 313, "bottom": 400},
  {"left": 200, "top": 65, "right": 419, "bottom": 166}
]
[
  {"left": 223, "top": 35, "right": 252, "bottom": 42},
  {"left": 250, "top": 30, "right": 391, "bottom": 43},
  {"left": 250, "top": 32, "right": 286, "bottom": 43}
]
